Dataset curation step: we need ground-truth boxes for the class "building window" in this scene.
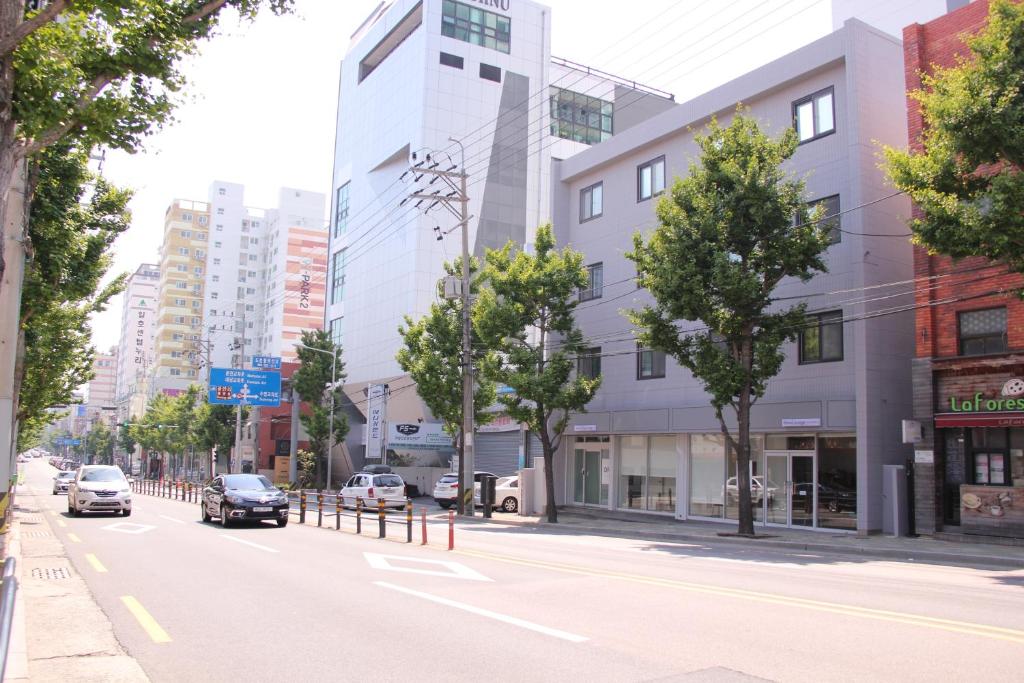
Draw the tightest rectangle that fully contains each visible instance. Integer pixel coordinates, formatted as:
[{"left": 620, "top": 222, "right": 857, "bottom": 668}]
[
  {"left": 169, "top": 368, "right": 181, "bottom": 376},
  {"left": 793, "top": 86, "right": 835, "bottom": 143},
  {"left": 331, "top": 250, "right": 346, "bottom": 304},
  {"left": 959, "top": 307, "right": 1007, "bottom": 356},
  {"left": 799, "top": 310, "right": 843, "bottom": 363},
  {"left": 638, "top": 156, "right": 666, "bottom": 201},
  {"left": 580, "top": 182, "right": 603, "bottom": 222},
  {"left": 175, "top": 282, "right": 187, "bottom": 290},
  {"left": 248, "top": 254, "right": 257, "bottom": 262},
  {"left": 439, "top": 51, "right": 463, "bottom": 69},
  {"left": 181, "top": 230, "right": 191, "bottom": 238},
  {"left": 178, "top": 247, "right": 189, "bottom": 256},
  {"left": 441, "top": 0, "right": 510, "bottom": 54},
  {"left": 174, "top": 298, "right": 185, "bottom": 306},
  {"left": 550, "top": 87, "right": 613, "bottom": 145},
  {"left": 329, "top": 317, "right": 344, "bottom": 347},
  {"left": 176, "top": 265, "right": 187, "bottom": 273},
  {"left": 637, "top": 346, "right": 666, "bottom": 379},
  {"left": 580, "top": 262, "right": 603, "bottom": 301},
  {"left": 801, "top": 195, "right": 841, "bottom": 244},
  {"left": 578, "top": 347, "right": 601, "bottom": 380},
  {"left": 479, "top": 62, "right": 501, "bottom": 82},
  {"left": 334, "top": 183, "right": 350, "bottom": 238},
  {"left": 195, "top": 250, "right": 204, "bottom": 259},
  {"left": 198, "top": 216, "right": 208, "bottom": 226},
  {"left": 181, "top": 213, "right": 193, "bottom": 222}
]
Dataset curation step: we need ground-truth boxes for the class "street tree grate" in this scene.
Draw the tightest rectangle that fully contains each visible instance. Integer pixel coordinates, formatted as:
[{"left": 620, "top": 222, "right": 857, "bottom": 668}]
[{"left": 31, "top": 567, "right": 71, "bottom": 580}]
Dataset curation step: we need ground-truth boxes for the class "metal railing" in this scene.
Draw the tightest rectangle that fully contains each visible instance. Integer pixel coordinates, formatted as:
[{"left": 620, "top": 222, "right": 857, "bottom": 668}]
[{"left": 0, "top": 557, "right": 18, "bottom": 680}]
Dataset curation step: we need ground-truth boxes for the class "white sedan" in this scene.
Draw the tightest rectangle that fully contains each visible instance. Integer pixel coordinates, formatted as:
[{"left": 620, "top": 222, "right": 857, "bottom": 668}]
[{"left": 475, "top": 475, "right": 520, "bottom": 513}]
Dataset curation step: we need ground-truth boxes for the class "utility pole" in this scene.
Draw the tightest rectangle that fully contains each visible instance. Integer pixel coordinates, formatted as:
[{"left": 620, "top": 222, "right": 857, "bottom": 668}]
[
  {"left": 406, "top": 139, "right": 475, "bottom": 516},
  {"left": 232, "top": 311, "right": 246, "bottom": 474}
]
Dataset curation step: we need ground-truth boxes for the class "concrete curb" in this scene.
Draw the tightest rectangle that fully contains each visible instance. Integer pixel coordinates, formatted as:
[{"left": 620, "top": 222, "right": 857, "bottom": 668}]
[{"left": 452, "top": 513, "right": 1024, "bottom": 569}]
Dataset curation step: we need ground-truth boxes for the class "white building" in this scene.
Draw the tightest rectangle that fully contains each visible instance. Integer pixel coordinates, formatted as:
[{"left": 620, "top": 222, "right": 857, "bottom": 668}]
[
  {"left": 114, "top": 263, "right": 159, "bottom": 422},
  {"left": 326, "top": 0, "right": 675, "bottom": 387}
]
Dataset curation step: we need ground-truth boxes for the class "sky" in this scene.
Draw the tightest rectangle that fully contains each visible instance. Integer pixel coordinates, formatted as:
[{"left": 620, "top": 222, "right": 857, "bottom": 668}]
[{"left": 89, "top": 0, "right": 933, "bottom": 352}]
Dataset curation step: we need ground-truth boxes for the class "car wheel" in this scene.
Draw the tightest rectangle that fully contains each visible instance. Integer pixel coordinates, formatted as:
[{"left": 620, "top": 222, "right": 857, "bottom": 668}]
[
  {"left": 276, "top": 518, "right": 288, "bottom": 528},
  {"left": 122, "top": 509, "right": 131, "bottom": 517},
  {"left": 220, "top": 505, "right": 231, "bottom": 528},
  {"left": 501, "top": 496, "right": 518, "bottom": 513},
  {"left": 201, "top": 501, "right": 212, "bottom": 523}
]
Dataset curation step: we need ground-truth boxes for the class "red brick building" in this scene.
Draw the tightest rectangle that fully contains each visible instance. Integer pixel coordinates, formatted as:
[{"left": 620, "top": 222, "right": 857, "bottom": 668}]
[{"left": 906, "top": 0, "right": 1024, "bottom": 539}]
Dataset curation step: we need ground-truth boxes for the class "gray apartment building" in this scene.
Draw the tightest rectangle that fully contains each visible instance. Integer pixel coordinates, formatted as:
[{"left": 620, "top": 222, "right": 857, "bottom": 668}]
[{"left": 550, "top": 19, "right": 915, "bottom": 534}]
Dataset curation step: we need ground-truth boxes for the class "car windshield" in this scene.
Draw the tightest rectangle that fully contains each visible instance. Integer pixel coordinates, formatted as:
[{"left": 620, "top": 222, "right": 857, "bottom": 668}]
[
  {"left": 375, "top": 475, "right": 403, "bottom": 487},
  {"left": 80, "top": 468, "right": 125, "bottom": 482},
  {"left": 224, "top": 474, "right": 275, "bottom": 491},
  {"left": 57, "top": 472, "right": 75, "bottom": 480},
  {"left": 439, "top": 474, "right": 458, "bottom": 483}
]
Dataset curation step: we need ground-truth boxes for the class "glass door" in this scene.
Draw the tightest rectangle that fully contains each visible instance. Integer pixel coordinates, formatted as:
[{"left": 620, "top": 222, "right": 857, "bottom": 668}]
[
  {"left": 573, "top": 447, "right": 609, "bottom": 506},
  {"left": 765, "top": 451, "right": 816, "bottom": 527}
]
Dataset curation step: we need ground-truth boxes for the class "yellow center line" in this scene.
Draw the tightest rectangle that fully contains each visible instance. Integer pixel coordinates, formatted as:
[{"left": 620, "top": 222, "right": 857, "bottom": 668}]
[
  {"left": 54, "top": 519, "right": 66, "bottom": 528},
  {"left": 455, "top": 548, "right": 1024, "bottom": 644},
  {"left": 66, "top": 533, "right": 81, "bottom": 543},
  {"left": 85, "top": 554, "right": 107, "bottom": 573},
  {"left": 120, "top": 596, "right": 171, "bottom": 643}
]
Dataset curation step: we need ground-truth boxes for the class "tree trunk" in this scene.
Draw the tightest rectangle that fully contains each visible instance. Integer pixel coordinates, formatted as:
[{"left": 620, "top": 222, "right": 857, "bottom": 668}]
[
  {"left": 735, "top": 336, "right": 755, "bottom": 536},
  {"left": 538, "top": 408, "right": 557, "bottom": 523}
]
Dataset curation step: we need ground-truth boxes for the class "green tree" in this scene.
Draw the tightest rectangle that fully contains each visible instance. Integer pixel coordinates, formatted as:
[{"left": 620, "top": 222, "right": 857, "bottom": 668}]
[
  {"left": 15, "top": 145, "right": 131, "bottom": 446},
  {"left": 86, "top": 420, "right": 114, "bottom": 465},
  {"left": 884, "top": 0, "right": 1024, "bottom": 271},
  {"left": 118, "top": 418, "right": 138, "bottom": 457},
  {"left": 193, "top": 401, "right": 239, "bottom": 475},
  {"left": 397, "top": 257, "right": 496, "bottom": 508},
  {"left": 473, "top": 225, "right": 601, "bottom": 523},
  {"left": 627, "top": 113, "right": 830, "bottom": 536},
  {"left": 292, "top": 329, "right": 348, "bottom": 489}
]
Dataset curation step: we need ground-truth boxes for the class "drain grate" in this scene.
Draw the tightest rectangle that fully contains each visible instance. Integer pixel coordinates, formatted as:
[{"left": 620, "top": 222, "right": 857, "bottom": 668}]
[
  {"left": 18, "top": 514, "right": 42, "bottom": 524},
  {"left": 31, "top": 567, "right": 71, "bottom": 580},
  {"left": 23, "top": 531, "right": 51, "bottom": 539}
]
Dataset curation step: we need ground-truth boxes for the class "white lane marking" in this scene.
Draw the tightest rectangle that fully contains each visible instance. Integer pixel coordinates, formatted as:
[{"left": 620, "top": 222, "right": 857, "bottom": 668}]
[
  {"left": 101, "top": 522, "right": 156, "bottom": 534},
  {"left": 364, "top": 552, "right": 492, "bottom": 582},
  {"left": 221, "top": 535, "right": 279, "bottom": 553},
  {"left": 158, "top": 515, "right": 185, "bottom": 524},
  {"left": 374, "top": 581, "right": 588, "bottom": 643}
]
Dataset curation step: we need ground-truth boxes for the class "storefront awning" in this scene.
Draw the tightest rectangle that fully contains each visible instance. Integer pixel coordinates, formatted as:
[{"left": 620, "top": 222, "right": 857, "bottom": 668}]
[{"left": 935, "top": 412, "right": 1024, "bottom": 428}]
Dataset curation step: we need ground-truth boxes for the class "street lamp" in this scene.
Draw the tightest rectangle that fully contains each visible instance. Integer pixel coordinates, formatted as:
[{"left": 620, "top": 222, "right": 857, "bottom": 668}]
[{"left": 294, "top": 342, "right": 340, "bottom": 490}]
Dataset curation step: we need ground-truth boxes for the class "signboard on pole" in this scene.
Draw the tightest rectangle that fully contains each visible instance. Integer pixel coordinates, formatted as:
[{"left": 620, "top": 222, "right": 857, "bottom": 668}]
[
  {"left": 252, "top": 355, "right": 282, "bottom": 370},
  {"left": 366, "top": 384, "right": 387, "bottom": 461},
  {"left": 387, "top": 423, "right": 455, "bottom": 451},
  {"left": 208, "top": 367, "right": 281, "bottom": 407}
]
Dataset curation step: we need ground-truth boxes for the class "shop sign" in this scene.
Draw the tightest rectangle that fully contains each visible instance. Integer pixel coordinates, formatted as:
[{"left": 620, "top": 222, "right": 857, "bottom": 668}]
[
  {"left": 781, "top": 418, "right": 820, "bottom": 427},
  {"left": 949, "top": 379, "right": 1024, "bottom": 412},
  {"left": 573, "top": 425, "right": 598, "bottom": 432},
  {"left": 387, "top": 422, "right": 454, "bottom": 451},
  {"left": 478, "top": 414, "right": 520, "bottom": 433},
  {"left": 914, "top": 450, "right": 934, "bottom": 464}
]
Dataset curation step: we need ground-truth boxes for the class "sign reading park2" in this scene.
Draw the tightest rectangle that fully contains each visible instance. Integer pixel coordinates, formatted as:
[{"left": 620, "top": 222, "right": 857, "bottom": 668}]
[
  {"left": 950, "top": 378, "right": 1024, "bottom": 412},
  {"left": 208, "top": 367, "right": 281, "bottom": 407}
]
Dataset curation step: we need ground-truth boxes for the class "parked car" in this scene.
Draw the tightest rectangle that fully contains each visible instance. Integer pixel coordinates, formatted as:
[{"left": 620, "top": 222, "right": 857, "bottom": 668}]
[
  {"left": 475, "top": 475, "right": 520, "bottom": 513},
  {"left": 433, "top": 470, "right": 497, "bottom": 509},
  {"left": 796, "top": 482, "right": 857, "bottom": 513},
  {"left": 68, "top": 465, "right": 132, "bottom": 517},
  {"left": 52, "top": 471, "right": 76, "bottom": 495},
  {"left": 340, "top": 471, "right": 407, "bottom": 509},
  {"left": 201, "top": 474, "right": 289, "bottom": 527}
]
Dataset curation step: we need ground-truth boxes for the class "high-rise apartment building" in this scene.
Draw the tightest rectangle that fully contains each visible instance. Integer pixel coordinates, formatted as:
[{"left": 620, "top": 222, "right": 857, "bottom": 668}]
[
  {"left": 114, "top": 263, "right": 159, "bottom": 422},
  {"left": 151, "top": 200, "right": 210, "bottom": 396},
  {"left": 326, "top": 0, "right": 674, "bottom": 386},
  {"left": 87, "top": 346, "right": 118, "bottom": 409}
]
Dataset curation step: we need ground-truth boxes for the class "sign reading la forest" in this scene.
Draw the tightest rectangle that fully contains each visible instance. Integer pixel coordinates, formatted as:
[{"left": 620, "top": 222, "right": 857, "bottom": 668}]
[{"left": 949, "top": 379, "right": 1024, "bottom": 412}]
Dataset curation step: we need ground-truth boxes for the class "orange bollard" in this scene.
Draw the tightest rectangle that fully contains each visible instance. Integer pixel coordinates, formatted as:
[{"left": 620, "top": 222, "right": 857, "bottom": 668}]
[
  {"left": 421, "top": 508, "right": 427, "bottom": 545},
  {"left": 447, "top": 508, "right": 454, "bottom": 551}
]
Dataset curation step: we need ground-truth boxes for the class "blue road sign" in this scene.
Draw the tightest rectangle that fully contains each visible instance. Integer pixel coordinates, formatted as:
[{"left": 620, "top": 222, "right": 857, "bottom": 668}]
[
  {"left": 208, "top": 367, "right": 282, "bottom": 407},
  {"left": 252, "top": 355, "right": 281, "bottom": 370}
]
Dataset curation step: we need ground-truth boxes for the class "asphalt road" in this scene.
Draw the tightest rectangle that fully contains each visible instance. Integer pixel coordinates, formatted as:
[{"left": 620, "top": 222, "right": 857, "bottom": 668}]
[{"left": 21, "top": 460, "right": 1024, "bottom": 682}]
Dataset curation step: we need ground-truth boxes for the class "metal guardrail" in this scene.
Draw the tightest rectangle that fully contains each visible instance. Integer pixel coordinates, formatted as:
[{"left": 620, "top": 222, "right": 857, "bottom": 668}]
[{"left": 0, "top": 557, "right": 18, "bottom": 680}]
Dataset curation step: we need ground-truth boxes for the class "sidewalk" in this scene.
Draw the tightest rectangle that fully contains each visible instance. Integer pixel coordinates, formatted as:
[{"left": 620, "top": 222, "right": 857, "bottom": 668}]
[
  {"left": 3, "top": 484, "right": 148, "bottom": 682},
  {"left": 452, "top": 506, "right": 1024, "bottom": 569}
]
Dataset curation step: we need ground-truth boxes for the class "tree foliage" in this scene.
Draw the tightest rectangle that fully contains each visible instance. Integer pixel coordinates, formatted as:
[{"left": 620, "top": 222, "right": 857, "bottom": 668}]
[
  {"left": 15, "top": 144, "right": 130, "bottom": 445},
  {"left": 397, "top": 257, "right": 496, "bottom": 469},
  {"left": 627, "top": 113, "right": 830, "bottom": 536},
  {"left": 85, "top": 420, "right": 114, "bottom": 465},
  {"left": 292, "top": 329, "right": 348, "bottom": 489},
  {"left": 885, "top": 0, "right": 1024, "bottom": 272},
  {"left": 474, "top": 224, "right": 600, "bottom": 523}
]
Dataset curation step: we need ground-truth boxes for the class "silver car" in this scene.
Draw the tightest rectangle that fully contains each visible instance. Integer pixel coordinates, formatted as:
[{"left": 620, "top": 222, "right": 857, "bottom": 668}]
[
  {"left": 52, "top": 471, "right": 75, "bottom": 495},
  {"left": 68, "top": 465, "right": 132, "bottom": 517}
]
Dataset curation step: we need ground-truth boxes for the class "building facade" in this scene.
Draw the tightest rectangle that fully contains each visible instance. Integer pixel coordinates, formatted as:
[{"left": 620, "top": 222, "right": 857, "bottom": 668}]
[
  {"left": 552, "top": 19, "right": 915, "bottom": 534},
  {"left": 87, "top": 346, "right": 118, "bottom": 410},
  {"left": 326, "top": 0, "right": 674, "bottom": 387},
  {"left": 152, "top": 200, "right": 210, "bottom": 397},
  {"left": 114, "top": 263, "right": 159, "bottom": 423},
  {"left": 904, "top": 0, "right": 1024, "bottom": 540}
]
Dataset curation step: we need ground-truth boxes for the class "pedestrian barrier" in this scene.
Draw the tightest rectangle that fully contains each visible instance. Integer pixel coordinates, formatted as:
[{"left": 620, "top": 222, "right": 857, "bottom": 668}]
[{"left": 0, "top": 558, "right": 18, "bottom": 680}]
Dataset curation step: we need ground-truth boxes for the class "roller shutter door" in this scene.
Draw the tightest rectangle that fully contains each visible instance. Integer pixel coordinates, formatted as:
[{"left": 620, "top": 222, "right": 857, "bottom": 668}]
[
  {"left": 527, "top": 433, "right": 545, "bottom": 468},
  {"left": 474, "top": 431, "right": 520, "bottom": 476}
]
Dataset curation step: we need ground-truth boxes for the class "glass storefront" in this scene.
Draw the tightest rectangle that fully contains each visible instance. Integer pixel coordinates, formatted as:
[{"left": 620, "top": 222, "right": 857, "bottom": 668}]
[
  {"left": 573, "top": 437, "right": 610, "bottom": 506},
  {"left": 690, "top": 434, "right": 725, "bottom": 517},
  {"left": 617, "top": 435, "right": 677, "bottom": 512},
  {"left": 817, "top": 436, "right": 857, "bottom": 530},
  {"left": 725, "top": 436, "right": 765, "bottom": 523}
]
